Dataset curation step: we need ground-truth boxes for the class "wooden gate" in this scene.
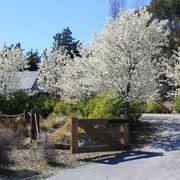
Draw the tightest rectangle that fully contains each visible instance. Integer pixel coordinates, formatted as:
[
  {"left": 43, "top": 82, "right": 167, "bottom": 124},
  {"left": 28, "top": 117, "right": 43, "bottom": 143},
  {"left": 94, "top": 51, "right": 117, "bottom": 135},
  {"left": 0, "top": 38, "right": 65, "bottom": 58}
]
[{"left": 70, "top": 115, "right": 129, "bottom": 154}]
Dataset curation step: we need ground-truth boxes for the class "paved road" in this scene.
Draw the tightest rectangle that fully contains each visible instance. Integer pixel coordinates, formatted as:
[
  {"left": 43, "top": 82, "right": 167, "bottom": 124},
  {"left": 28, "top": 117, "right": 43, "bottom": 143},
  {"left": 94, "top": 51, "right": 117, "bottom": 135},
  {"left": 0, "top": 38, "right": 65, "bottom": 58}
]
[{"left": 48, "top": 114, "right": 180, "bottom": 180}]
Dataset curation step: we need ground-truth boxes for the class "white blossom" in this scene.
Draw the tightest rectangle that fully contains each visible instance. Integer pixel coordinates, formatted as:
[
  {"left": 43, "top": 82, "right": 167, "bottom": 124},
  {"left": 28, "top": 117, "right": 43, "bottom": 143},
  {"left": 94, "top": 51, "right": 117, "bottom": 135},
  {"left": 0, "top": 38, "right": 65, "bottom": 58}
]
[
  {"left": 172, "top": 48, "right": 180, "bottom": 86},
  {"left": 63, "top": 8, "right": 169, "bottom": 101},
  {"left": 0, "top": 46, "right": 27, "bottom": 93},
  {"left": 38, "top": 47, "right": 72, "bottom": 96},
  {"left": 165, "top": 47, "right": 180, "bottom": 97}
]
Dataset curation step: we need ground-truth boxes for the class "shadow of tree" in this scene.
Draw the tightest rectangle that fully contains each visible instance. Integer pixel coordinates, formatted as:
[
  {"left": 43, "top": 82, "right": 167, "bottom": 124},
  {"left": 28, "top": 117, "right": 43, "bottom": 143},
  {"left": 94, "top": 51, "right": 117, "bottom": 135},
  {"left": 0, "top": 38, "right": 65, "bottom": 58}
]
[
  {"left": 79, "top": 151, "right": 163, "bottom": 165},
  {"left": 131, "top": 117, "right": 180, "bottom": 152},
  {"left": 0, "top": 169, "right": 41, "bottom": 180}
]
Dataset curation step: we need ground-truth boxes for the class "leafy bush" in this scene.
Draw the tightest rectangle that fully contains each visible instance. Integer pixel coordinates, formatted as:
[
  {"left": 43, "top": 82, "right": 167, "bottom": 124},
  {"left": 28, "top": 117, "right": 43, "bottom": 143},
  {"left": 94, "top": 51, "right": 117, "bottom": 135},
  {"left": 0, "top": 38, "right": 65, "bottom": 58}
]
[
  {"left": 0, "top": 92, "right": 58, "bottom": 117},
  {"left": 82, "top": 92, "right": 124, "bottom": 118},
  {"left": 28, "top": 96, "right": 58, "bottom": 118},
  {"left": 146, "top": 102, "right": 171, "bottom": 113},
  {"left": 52, "top": 92, "right": 145, "bottom": 121},
  {"left": 0, "top": 92, "right": 28, "bottom": 115},
  {"left": 54, "top": 101, "right": 77, "bottom": 116},
  {"left": 129, "top": 101, "right": 146, "bottom": 121},
  {"left": 175, "top": 96, "right": 180, "bottom": 112}
]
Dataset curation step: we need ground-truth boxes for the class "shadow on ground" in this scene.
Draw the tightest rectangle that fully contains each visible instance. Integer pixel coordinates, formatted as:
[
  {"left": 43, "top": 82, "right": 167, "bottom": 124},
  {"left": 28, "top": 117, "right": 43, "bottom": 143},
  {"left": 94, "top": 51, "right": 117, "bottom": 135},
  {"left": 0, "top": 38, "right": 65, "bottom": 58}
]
[
  {"left": 80, "top": 151, "right": 163, "bottom": 165},
  {"left": 131, "top": 118, "right": 180, "bottom": 152},
  {"left": 0, "top": 169, "right": 41, "bottom": 180}
]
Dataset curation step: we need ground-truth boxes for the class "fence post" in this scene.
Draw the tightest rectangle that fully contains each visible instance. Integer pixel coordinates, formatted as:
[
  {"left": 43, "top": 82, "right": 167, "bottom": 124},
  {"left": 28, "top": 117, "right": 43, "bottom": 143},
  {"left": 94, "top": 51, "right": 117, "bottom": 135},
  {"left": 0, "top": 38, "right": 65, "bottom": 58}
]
[
  {"left": 24, "top": 109, "right": 30, "bottom": 123},
  {"left": 71, "top": 118, "right": 78, "bottom": 154},
  {"left": 120, "top": 123, "right": 129, "bottom": 147},
  {"left": 30, "top": 110, "right": 36, "bottom": 140}
]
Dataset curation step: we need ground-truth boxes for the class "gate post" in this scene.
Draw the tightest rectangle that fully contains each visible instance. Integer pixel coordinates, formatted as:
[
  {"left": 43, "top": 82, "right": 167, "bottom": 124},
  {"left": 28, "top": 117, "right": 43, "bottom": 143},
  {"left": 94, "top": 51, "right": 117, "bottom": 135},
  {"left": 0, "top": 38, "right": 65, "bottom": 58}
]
[
  {"left": 71, "top": 118, "right": 78, "bottom": 154},
  {"left": 120, "top": 123, "right": 129, "bottom": 147}
]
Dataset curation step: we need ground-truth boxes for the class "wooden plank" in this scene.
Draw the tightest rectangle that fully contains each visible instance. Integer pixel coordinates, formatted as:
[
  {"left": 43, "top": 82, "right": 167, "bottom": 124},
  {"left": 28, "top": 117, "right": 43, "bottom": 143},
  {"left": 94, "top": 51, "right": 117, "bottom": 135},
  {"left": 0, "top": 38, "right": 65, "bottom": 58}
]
[
  {"left": 70, "top": 118, "right": 78, "bottom": 154},
  {"left": 120, "top": 123, "right": 129, "bottom": 147},
  {"left": 78, "top": 121, "right": 122, "bottom": 150},
  {"left": 79, "top": 130, "right": 120, "bottom": 140},
  {"left": 78, "top": 119, "right": 108, "bottom": 126},
  {"left": 78, "top": 144, "right": 118, "bottom": 153},
  {"left": 78, "top": 116, "right": 127, "bottom": 122}
]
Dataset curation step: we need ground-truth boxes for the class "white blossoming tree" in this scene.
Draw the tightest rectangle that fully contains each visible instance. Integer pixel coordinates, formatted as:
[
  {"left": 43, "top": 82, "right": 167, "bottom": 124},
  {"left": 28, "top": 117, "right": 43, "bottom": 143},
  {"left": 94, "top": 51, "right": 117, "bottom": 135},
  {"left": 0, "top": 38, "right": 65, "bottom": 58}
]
[
  {"left": 61, "top": 46, "right": 103, "bottom": 99},
  {"left": 0, "top": 46, "right": 27, "bottom": 93},
  {"left": 62, "top": 8, "right": 169, "bottom": 117},
  {"left": 38, "top": 47, "right": 72, "bottom": 96},
  {"left": 166, "top": 47, "right": 180, "bottom": 97},
  {"left": 172, "top": 48, "right": 180, "bottom": 86}
]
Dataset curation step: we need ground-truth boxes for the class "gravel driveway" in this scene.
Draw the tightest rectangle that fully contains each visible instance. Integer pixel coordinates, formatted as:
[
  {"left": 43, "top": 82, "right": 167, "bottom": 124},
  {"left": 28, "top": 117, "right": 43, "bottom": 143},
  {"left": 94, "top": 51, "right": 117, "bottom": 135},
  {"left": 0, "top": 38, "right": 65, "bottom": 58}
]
[{"left": 48, "top": 114, "right": 180, "bottom": 180}]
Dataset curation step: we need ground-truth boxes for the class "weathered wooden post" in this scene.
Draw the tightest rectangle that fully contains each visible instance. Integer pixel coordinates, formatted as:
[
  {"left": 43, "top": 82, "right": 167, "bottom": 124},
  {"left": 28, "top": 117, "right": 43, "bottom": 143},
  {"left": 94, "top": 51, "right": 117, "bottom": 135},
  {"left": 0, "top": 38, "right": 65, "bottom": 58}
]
[
  {"left": 71, "top": 118, "right": 78, "bottom": 154},
  {"left": 24, "top": 109, "right": 30, "bottom": 124},
  {"left": 34, "top": 113, "right": 40, "bottom": 141},
  {"left": 120, "top": 122, "right": 129, "bottom": 147},
  {"left": 30, "top": 110, "right": 36, "bottom": 140}
]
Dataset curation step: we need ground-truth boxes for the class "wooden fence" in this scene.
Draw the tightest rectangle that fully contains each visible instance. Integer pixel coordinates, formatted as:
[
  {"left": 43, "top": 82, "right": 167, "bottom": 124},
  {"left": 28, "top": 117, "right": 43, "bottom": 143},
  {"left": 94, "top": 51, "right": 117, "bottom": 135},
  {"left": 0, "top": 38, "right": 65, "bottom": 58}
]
[
  {"left": 70, "top": 115, "right": 129, "bottom": 154},
  {"left": 0, "top": 110, "right": 40, "bottom": 140}
]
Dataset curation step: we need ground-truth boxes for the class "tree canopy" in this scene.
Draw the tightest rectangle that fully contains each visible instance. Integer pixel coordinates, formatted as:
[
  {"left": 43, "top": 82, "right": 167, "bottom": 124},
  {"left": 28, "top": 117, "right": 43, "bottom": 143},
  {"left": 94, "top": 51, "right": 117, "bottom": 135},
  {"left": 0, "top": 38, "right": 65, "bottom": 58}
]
[
  {"left": 149, "top": 0, "right": 180, "bottom": 50},
  {"left": 53, "top": 27, "right": 81, "bottom": 58}
]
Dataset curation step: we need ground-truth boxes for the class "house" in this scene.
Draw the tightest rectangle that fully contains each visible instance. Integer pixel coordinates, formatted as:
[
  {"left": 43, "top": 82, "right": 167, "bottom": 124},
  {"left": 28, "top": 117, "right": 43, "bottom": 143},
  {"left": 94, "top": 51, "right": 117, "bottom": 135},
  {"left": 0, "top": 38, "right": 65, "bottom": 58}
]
[{"left": 9, "top": 71, "right": 43, "bottom": 94}]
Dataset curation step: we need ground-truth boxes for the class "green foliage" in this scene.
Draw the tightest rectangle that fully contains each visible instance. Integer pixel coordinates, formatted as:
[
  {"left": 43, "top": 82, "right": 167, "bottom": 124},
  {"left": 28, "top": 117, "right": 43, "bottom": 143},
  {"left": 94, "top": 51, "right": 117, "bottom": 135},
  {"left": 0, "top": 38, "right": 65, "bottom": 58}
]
[
  {"left": 0, "top": 91, "right": 145, "bottom": 120},
  {"left": 54, "top": 101, "right": 77, "bottom": 116},
  {"left": 82, "top": 92, "right": 124, "bottom": 118},
  {"left": 174, "top": 96, "right": 180, "bottom": 112},
  {"left": 0, "top": 92, "right": 28, "bottom": 115},
  {"left": 26, "top": 49, "right": 41, "bottom": 71},
  {"left": 129, "top": 101, "right": 146, "bottom": 121},
  {"left": 52, "top": 92, "right": 144, "bottom": 121},
  {"left": 28, "top": 96, "right": 58, "bottom": 118},
  {"left": 53, "top": 27, "right": 81, "bottom": 58},
  {"left": 0, "top": 92, "right": 57, "bottom": 117},
  {"left": 146, "top": 102, "right": 171, "bottom": 113}
]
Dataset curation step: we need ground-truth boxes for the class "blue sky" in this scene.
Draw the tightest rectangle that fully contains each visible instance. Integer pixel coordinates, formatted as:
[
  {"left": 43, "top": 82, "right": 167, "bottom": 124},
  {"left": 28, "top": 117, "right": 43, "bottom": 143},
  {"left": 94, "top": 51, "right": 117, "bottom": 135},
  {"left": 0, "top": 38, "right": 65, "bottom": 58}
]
[{"left": 0, "top": 0, "right": 151, "bottom": 52}]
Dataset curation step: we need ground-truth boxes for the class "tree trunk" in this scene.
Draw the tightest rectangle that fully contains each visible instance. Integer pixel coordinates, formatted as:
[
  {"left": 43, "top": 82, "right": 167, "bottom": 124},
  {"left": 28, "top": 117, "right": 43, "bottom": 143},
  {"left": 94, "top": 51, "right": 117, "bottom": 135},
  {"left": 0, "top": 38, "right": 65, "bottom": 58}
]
[{"left": 125, "top": 101, "right": 130, "bottom": 121}]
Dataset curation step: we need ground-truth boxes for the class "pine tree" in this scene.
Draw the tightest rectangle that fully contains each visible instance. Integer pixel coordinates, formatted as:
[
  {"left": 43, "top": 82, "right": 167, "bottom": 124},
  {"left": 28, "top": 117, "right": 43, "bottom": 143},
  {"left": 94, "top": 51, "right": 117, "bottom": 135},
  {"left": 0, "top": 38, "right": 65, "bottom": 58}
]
[
  {"left": 26, "top": 49, "right": 41, "bottom": 71},
  {"left": 53, "top": 27, "right": 81, "bottom": 58}
]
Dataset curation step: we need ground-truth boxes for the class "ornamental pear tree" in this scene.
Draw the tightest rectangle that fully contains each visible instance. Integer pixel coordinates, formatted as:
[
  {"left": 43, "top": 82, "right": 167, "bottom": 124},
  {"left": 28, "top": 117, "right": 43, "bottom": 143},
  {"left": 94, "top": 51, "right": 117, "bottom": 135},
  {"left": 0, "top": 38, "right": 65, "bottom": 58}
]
[
  {"left": 38, "top": 47, "right": 72, "bottom": 96},
  {"left": 173, "top": 48, "right": 180, "bottom": 86},
  {"left": 166, "top": 47, "right": 180, "bottom": 96},
  {"left": 61, "top": 45, "right": 103, "bottom": 99},
  {"left": 62, "top": 8, "right": 169, "bottom": 117},
  {"left": 0, "top": 46, "right": 27, "bottom": 93}
]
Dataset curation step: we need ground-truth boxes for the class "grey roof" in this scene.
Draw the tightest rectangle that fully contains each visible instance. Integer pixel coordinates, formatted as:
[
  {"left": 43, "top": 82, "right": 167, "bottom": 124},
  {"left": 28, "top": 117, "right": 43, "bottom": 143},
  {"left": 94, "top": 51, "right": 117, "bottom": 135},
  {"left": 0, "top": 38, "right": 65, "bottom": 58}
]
[{"left": 9, "top": 71, "right": 42, "bottom": 92}]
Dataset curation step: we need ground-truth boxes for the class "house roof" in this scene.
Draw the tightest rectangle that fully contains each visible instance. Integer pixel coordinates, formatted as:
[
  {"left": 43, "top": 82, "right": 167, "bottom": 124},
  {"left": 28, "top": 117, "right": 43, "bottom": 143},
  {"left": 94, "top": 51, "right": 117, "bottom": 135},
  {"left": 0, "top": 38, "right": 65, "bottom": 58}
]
[{"left": 9, "top": 71, "right": 42, "bottom": 92}]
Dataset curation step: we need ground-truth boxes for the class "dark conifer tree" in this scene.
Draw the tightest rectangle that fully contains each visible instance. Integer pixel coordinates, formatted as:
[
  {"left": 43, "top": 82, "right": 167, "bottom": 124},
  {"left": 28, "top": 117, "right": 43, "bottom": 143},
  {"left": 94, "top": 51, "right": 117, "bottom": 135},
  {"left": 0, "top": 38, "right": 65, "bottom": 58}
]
[
  {"left": 53, "top": 27, "right": 81, "bottom": 58},
  {"left": 26, "top": 49, "right": 41, "bottom": 71}
]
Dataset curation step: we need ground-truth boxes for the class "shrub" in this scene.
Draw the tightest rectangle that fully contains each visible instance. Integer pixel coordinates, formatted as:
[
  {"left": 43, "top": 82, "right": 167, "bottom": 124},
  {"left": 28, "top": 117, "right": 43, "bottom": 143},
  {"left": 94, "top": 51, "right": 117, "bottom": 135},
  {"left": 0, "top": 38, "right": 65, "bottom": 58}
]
[
  {"left": 40, "top": 114, "right": 68, "bottom": 131},
  {"left": 175, "top": 96, "right": 180, "bottom": 112},
  {"left": 52, "top": 92, "right": 145, "bottom": 121},
  {"left": 146, "top": 102, "right": 171, "bottom": 113},
  {"left": 54, "top": 101, "right": 77, "bottom": 116},
  {"left": 82, "top": 92, "right": 124, "bottom": 118},
  {"left": 0, "top": 92, "right": 28, "bottom": 115},
  {"left": 129, "top": 101, "right": 146, "bottom": 121},
  {"left": 28, "top": 96, "right": 58, "bottom": 118}
]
